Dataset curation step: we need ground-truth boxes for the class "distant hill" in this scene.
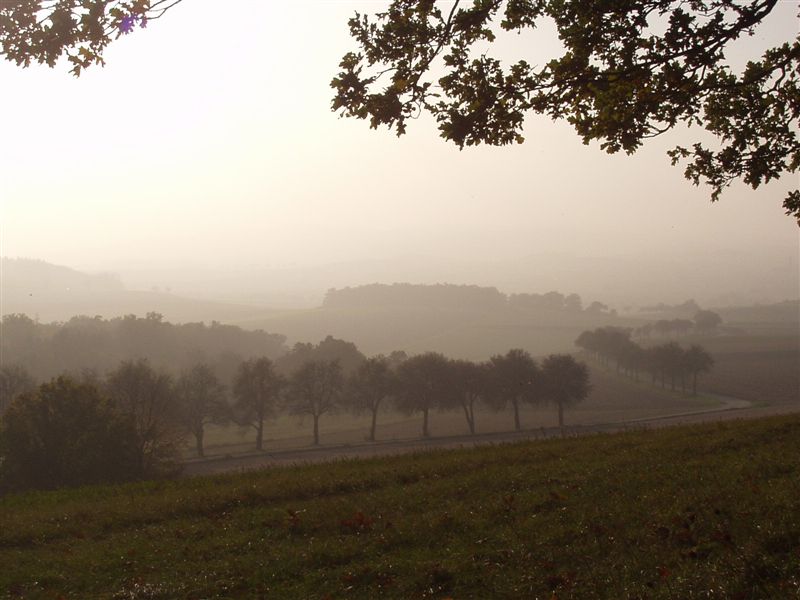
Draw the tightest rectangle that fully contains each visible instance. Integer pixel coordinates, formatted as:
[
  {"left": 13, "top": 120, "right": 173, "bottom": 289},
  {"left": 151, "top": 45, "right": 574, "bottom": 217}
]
[
  {"left": 236, "top": 283, "right": 624, "bottom": 359},
  {"left": 2, "top": 257, "right": 124, "bottom": 293},
  {"left": 0, "top": 258, "right": 270, "bottom": 323},
  {"left": 714, "top": 300, "right": 800, "bottom": 327}
]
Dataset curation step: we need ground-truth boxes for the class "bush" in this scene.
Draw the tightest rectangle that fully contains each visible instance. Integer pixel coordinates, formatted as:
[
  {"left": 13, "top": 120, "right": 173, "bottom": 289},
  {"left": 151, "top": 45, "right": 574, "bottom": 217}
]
[{"left": 0, "top": 376, "right": 139, "bottom": 493}]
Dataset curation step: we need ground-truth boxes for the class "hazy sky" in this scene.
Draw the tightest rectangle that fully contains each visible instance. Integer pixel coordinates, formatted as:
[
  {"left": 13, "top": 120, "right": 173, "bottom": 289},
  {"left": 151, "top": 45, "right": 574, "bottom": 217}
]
[{"left": 1, "top": 1, "right": 798, "bottom": 304}]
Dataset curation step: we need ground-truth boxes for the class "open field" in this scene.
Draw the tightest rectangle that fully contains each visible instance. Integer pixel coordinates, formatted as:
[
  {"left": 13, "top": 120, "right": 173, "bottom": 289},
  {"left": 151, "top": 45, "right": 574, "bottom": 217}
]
[
  {"left": 2, "top": 415, "right": 799, "bottom": 599},
  {"left": 693, "top": 335, "right": 799, "bottom": 407}
]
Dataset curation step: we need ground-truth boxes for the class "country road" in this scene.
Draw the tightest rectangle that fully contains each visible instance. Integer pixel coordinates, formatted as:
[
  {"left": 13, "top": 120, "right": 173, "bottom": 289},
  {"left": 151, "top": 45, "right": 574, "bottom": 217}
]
[{"left": 181, "top": 396, "right": 797, "bottom": 478}]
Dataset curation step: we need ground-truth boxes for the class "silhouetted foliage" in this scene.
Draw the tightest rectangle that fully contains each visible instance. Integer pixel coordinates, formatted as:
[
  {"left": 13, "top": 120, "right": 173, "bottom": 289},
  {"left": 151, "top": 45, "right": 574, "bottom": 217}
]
[
  {"left": 106, "top": 359, "right": 180, "bottom": 476},
  {"left": 0, "top": 0, "right": 184, "bottom": 76},
  {"left": 394, "top": 352, "right": 452, "bottom": 438},
  {"left": 577, "top": 328, "right": 715, "bottom": 394},
  {"left": 285, "top": 360, "right": 344, "bottom": 446},
  {"left": 0, "top": 376, "right": 138, "bottom": 493},
  {"left": 277, "top": 335, "right": 365, "bottom": 377},
  {"left": 344, "top": 356, "right": 398, "bottom": 441},
  {"left": 324, "top": 284, "right": 609, "bottom": 317},
  {"left": 541, "top": 355, "right": 591, "bottom": 427},
  {"left": 485, "top": 349, "right": 541, "bottom": 431},
  {"left": 684, "top": 345, "right": 715, "bottom": 395},
  {"left": 0, "top": 364, "right": 35, "bottom": 416},
  {"left": 0, "top": 312, "right": 287, "bottom": 382},
  {"left": 331, "top": 1, "right": 799, "bottom": 219},
  {"left": 232, "top": 358, "right": 285, "bottom": 451},
  {"left": 694, "top": 310, "right": 723, "bottom": 333},
  {"left": 446, "top": 359, "right": 490, "bottom": 435},
  {"left": 175, "top": 364, "right": 228, "bottom": 457}
]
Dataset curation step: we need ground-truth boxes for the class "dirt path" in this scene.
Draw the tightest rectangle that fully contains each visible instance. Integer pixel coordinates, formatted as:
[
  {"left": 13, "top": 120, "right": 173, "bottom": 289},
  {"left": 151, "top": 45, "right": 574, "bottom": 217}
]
[{"left": 181, "top": 396, "right": 797, "bottom": 478}]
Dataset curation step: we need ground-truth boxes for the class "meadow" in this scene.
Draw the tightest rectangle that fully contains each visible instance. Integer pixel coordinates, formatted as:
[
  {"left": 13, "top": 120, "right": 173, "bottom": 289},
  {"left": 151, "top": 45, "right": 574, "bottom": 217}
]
[
  {"left": 2, "top": 414, "right": 798, "bottom": 599},
  {"left": 693, "top": 335, "right": 799, "bottom": 406}
]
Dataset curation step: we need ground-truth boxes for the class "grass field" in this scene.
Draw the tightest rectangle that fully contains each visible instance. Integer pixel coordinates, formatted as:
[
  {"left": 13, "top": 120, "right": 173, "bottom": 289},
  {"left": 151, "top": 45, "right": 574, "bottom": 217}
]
[
  {"left": 2, "top": 415, "right": 798, "bottom": 599},
  {"left": 693, "top": 334, "right": 799, "bottom": 407}
]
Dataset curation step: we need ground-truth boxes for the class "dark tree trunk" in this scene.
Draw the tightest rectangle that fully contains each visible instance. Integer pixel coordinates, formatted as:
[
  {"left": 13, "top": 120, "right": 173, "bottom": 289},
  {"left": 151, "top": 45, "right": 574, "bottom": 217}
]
[
  {"left": 255, "top": 419, "right": 264, "bottom": 451},
  {"left": 462, "top": 403, "right": 475, "bottom": 435},
  {"left": 313, "top": 414, "right": 320, "bottom": 446},
  {"left": 512, "top": 398, "right": 521, "bottom": 431},
  {"left": 558, "top": 400, "right": 564, "bottom": 428},
  {"left": 195, "top": 427, "right": 204, "bottom": 458},
  {"left": 369, "top": 408, "right": 378, "bottom": 441},
  {"left": 422, "top": 408, "right": 430, "bottom": 437},
  {"left": 692, "top": 372, "right": 698, "bottom": 396}
]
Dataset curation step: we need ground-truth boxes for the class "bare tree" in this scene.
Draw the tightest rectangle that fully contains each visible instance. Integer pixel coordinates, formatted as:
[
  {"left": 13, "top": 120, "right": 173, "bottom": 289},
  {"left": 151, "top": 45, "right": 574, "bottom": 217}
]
[
  {"left": 286, "top": 360, "right": 343, "bottom": 446},
  {"left": 233, "top": 357, "right": 285, "bottom": 451}
]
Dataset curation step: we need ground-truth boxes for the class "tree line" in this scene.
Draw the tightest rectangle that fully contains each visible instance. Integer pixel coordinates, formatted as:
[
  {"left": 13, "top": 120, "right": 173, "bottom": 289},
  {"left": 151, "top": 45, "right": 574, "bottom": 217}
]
[
  {"left": 0, "top": 344, "right": 591, "bottom": 494},
  {"left": 633, "top": 309, "right": 723, "bottom": 339},
  {"left": 323, "top": 283, "right": 615, "bottom": 315},
  {"left": 0, "top": 312, "right": 287, "bottom": 381},
  {"left": 575, "top": 328, "right": 714, "bottom": 395}
]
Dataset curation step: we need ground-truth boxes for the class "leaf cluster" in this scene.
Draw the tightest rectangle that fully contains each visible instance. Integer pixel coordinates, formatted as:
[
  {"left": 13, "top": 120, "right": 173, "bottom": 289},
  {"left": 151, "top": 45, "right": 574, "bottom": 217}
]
[{"left": 331, "top": 0, "right": 799, "bottom": 219}]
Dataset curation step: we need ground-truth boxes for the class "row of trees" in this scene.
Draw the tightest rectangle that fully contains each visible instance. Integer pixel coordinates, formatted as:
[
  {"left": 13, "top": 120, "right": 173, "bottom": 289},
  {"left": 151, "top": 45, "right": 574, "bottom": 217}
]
[
  {"left": 633, "top": 310, "right": 723, "bottom": 339},
  {"left": 185, "top": 347, "right": 590, "bottom": 453},
  {"left": 0, "top": 348, "right": 591, "bottom": 492},
  {"left": 575, "top": 328, "right": 714, "bottom": 394}
]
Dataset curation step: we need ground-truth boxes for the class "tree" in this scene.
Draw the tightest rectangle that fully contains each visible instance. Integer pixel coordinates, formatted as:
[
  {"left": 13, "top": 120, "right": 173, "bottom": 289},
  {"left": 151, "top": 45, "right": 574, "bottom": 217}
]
[
  {"left": 447, "top": 359, "right": 489, "bottom": 435},
  {"left": 6, "top": 2, "right": 796, "bottom": 217},
  {"left": 541, "top": 355, "right": 591, "bottom": 428},
  {"left": 106, "top": 359, "right": 180, "bottom": 475},
  {"left": 285, "top": 360, "right": 344, "bottom": 446},
  {"left": 0, "top": 0, "right": 184, "bottom": 76},
  {"left": 0, "top": 364, "right": 35, "bottom": 416},
  {"left": 694, "top": 309, "right": 723, "bottom": 334},
  {"left": 175, "top": 364, "right": 228, "bottom": 457},
  {"left": 330, "top": 1, "right": 799, "bottom": 220},
  {"left": 394, "top": 352, "right": 451, "bottom": 438},
  {"left": 277, "top": 336, "right": 366, "bottom": 378},
  {"left": 485, "top": 348, "right": 540, "bottom": 431},
  {"left": 343, "top": 356, "right": 396, "bottom": 442},
  {"left": 684, "top": 344, "right": 715, "bottom": 395},
  {"left": 232, "top": 357, "right": 285, "bottom": 451},
  {"left": 0, "top": 376, "right": 138, "bottom": 492},
  {"left": 655, "top": 342, "right": 688, "bottom": 391}
]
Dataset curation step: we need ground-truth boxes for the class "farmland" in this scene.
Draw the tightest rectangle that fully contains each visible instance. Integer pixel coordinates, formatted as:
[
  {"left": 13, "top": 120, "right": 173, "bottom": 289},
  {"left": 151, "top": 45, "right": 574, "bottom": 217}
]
[{"left": 2, "top": 414, "right": 798, "bottom": 599}]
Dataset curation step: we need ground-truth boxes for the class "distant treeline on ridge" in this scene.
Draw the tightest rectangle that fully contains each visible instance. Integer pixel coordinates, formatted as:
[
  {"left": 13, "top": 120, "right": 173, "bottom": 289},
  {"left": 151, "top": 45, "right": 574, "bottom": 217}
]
[
  {"left": 1, "top": 312, "right": 287, "bottom": 382},
  {"left": 323, "top": 283, "right": 614, "bottom": 314}
]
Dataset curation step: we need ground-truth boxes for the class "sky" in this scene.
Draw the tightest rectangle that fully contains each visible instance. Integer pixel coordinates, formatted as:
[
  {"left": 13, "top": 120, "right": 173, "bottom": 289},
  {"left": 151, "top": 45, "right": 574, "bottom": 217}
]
[{"left": 1, "top": 1, "right": 798, "bottom": 306}]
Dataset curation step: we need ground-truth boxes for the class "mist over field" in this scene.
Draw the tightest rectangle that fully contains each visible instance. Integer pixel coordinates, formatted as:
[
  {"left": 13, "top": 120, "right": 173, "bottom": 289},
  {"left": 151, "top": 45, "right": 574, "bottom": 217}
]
[{"left": 2, "top": 0, "right": 800, "bottom": 596}]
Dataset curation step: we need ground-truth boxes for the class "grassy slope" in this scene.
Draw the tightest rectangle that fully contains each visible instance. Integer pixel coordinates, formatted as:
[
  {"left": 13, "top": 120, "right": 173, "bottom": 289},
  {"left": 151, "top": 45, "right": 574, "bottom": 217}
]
[
  {"left": 2, "top": 415, "right": 799, "bottom": 599},
  {"left": 696, "top": 335, "right": 800, "bottom": 406}
]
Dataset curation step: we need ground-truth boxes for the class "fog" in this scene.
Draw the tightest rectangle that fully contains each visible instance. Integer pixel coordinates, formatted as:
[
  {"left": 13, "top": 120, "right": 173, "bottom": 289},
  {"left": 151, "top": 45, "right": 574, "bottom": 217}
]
[{"left": 1, "top": 1, "right": 798, "bottom": 316}]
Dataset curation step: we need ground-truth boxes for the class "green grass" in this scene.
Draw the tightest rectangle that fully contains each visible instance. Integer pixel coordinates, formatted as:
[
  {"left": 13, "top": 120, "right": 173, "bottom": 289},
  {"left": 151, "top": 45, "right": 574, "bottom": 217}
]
[{"left": 2, "top": 415, "right": 799, "bottom": 599}]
